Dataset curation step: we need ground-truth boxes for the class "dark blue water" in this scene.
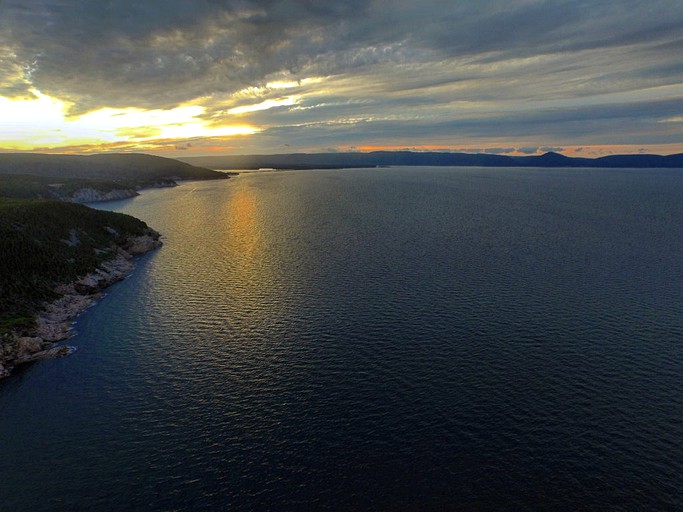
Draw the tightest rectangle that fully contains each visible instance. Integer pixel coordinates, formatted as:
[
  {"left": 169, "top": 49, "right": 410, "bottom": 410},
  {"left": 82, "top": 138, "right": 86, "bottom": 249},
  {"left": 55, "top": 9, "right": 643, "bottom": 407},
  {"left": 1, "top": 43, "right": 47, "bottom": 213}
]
[{"left": 1, "top": 167, "right": 682, "bottom": 511}]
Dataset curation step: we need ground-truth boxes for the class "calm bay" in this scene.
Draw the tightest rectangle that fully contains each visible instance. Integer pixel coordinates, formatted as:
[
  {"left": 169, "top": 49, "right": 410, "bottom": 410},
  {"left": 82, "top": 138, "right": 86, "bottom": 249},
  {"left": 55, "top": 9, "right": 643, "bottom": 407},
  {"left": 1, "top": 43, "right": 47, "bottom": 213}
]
[{"left": 1, "top": 167, "right": 682, "bottom": 510}]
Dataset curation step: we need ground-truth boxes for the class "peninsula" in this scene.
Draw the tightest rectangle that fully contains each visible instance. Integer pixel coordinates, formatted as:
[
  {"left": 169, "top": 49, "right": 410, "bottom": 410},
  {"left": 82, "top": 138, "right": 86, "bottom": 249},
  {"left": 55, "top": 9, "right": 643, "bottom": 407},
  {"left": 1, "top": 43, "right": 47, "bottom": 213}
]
[
  {"left": 0, "top": 153, "right": 228, "bottom": 378},
  {"left": 0, "top": 152, "right": 230, "bottom": 202}
]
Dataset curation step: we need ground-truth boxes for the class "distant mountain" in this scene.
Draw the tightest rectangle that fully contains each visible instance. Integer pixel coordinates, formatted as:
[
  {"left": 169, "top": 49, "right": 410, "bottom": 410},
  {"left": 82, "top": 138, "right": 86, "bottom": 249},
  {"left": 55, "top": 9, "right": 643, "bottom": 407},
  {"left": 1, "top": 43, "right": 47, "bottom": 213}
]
[
  {"left": 0, "top": 153, "right": 228, "bottom": 181},
  {"left": 510, "top": 152, "right": 593, "bottom": 167},
  {"left": 179, "top": 151, "right": 683, "bottom": 170}
]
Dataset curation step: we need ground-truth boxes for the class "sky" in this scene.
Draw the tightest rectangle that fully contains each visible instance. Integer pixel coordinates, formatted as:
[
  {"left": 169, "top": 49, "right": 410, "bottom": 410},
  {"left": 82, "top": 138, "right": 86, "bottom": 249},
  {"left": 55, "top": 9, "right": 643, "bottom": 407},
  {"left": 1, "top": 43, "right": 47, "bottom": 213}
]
[{"left": 1, "top": 0, "right": 682, "bottom": 157}]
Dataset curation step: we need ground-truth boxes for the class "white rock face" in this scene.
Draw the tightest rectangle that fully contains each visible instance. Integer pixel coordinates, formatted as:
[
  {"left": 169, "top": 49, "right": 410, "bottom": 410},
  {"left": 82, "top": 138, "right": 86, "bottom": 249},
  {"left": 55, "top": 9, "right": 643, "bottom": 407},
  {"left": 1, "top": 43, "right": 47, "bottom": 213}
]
[
  {"left": 68, "top": 187, "right": 139, "bottom": 203},
  {"left": 125, "top": 234, "right": 163, "bottom": 255}
]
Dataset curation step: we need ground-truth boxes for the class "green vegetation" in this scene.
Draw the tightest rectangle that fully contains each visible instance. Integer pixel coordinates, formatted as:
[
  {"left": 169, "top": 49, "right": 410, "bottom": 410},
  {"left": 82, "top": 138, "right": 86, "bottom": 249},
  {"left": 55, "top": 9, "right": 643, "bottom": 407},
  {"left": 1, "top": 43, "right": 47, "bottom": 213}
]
[
  {"left": 0, "top": 152, "right": 222, "bottom": 339},
  {"left": 0, "top": 198, "right": 151, "bottom": 334},
  {"left": 0, "top": 173, "right": 134, "bottom": 200}
]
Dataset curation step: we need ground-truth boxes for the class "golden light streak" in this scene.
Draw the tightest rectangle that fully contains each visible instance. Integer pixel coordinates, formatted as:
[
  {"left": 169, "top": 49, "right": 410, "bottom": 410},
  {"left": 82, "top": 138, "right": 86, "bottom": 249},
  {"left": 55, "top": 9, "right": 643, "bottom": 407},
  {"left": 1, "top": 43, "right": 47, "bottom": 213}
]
[
  {"left": 266, "top": 77, "right": 325, "bottom": 89},
  {"left": 265, "top": 81, "right": 300, "bottom": 89},
  {"left": 228, "top": 96, "right": 299, "bottom": 115},
  {"left": 231, "top": 77, "right": 325, "bottom": 100}
]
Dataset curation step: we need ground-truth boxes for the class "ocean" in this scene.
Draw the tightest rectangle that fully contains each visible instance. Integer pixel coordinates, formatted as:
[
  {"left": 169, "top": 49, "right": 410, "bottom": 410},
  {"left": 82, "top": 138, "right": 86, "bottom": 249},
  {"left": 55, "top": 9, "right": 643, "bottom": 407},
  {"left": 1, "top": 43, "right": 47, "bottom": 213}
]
[{"left": 1, "top": 166, "right": 682, "bottom": 511}]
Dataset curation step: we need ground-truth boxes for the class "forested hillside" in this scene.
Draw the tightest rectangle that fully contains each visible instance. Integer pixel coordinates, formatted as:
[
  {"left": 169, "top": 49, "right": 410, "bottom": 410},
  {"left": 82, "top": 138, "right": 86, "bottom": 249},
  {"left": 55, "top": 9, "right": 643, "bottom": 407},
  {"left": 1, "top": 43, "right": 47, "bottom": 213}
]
[
  {"left": 0, "top": 198, "right": 155, "bottom": 333},
  {"left": 0, "top": 153, "right": 228, "bottom": 181}
]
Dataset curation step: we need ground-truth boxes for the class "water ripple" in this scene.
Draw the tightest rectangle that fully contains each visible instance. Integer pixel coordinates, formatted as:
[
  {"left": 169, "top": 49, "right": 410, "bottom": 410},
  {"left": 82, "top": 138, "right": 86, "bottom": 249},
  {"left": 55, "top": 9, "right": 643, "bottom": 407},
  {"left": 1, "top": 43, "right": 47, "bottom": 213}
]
[{"left": 1, "top": 167, "right": 682, "bottom": 511}]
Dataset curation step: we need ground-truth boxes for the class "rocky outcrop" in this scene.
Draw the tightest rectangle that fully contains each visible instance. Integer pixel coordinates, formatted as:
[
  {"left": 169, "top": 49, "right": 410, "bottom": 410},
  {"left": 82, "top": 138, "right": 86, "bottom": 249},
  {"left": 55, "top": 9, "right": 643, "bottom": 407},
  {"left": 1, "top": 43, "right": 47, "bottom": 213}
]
[
  {"left": 66, "top": 181, "right": 180, "bottom": 204},
  {"left": 67, "top": 187, "right": 139, "bottom": 203},
  {"left": 124, "top": 233, "right": 162, "bottom": 255},
  {"left": 0, "top": 336, "right": 69, "bottom": 372},
  {"left": 0, "top": 230, "right": 161, "bottom": 378}
]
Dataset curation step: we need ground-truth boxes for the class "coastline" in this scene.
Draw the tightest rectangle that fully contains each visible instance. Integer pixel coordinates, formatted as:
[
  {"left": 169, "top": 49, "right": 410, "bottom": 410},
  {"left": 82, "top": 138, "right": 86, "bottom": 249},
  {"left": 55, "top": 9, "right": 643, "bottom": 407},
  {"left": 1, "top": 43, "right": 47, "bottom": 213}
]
[
  {"left": 0, "top": 231, "right": 162, "bottom": 379},
  {"left": 65, "top": 180, "right": 178, "bottom": 203}
]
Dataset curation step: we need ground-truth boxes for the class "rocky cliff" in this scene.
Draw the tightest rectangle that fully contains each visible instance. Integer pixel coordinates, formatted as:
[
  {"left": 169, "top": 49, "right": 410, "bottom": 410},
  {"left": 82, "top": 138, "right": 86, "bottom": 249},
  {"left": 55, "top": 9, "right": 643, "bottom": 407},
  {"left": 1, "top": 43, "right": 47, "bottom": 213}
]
[
  {"left": 0, "top": 229, "right": 162, "bottom": 379},
  {"left": 65, "top": 187, "right": 139, "bottom": 203}
]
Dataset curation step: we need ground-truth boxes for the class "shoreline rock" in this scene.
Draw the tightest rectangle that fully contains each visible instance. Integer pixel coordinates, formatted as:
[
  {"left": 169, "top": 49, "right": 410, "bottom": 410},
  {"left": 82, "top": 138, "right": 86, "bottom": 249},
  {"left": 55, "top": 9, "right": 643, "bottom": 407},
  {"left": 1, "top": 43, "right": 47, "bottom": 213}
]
[
  {"left": 67, "top": 187, "right": 139, "bottom": 203},
  {"left": 0, "top": 231, "right": 162, "bottom": 379},
  {"left": 66, "top": 181, "right": 178, "bottom": 204}
]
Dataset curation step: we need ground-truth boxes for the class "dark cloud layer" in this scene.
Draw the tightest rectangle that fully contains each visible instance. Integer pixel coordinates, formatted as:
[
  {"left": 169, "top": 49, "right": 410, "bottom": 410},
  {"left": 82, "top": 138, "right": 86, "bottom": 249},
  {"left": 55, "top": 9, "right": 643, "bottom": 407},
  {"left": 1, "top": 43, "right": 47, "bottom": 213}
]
[{"left": 1, "top": 0, "right": 682, "bottom": 152}]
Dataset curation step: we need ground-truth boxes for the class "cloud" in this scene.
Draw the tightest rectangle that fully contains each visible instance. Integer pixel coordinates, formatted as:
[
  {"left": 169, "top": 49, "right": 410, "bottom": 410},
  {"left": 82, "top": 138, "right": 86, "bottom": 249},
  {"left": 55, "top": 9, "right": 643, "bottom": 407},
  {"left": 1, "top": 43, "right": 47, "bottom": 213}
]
[
  {"left": 0, "top": 0, "right": 374, "bottom": 112},
  {"left": 3, "top": 1, "right": 681, "bottom": 108},
  {"left": 1, "top": 0, "right": 682, "bottom": 154},
  {"left": 483, "top": 147, "right": 515, "bottom": 154}
]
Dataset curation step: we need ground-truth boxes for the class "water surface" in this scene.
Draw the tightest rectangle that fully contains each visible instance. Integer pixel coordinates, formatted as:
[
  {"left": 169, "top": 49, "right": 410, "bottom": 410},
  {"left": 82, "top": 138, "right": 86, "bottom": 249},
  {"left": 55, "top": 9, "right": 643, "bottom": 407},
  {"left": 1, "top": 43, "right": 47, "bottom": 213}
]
[{"left": 1, "top": 167, "right": 682, "bottom": 511}]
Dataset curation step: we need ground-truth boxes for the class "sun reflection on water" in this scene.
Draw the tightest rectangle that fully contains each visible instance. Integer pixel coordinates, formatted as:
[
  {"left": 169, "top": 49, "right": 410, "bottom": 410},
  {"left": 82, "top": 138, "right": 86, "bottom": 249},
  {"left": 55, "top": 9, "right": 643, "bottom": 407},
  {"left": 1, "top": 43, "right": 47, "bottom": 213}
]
[{"left": 224, "top": 184, "right": 261, "bottom": 263}]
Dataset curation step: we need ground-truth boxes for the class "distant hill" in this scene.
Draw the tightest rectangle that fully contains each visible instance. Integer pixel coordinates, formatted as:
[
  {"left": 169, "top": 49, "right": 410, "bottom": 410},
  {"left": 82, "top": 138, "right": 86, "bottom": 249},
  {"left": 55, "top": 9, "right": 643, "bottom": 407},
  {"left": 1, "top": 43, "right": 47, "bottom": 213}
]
[
  {"left": 0, "top": 153, "right": 228, "bottom": 181},
  {"left": 179, "top": 151, "right": 683, "bottom": 170},
  {"left": 0, "top": 153, "right": 230, "bottom": 203}
]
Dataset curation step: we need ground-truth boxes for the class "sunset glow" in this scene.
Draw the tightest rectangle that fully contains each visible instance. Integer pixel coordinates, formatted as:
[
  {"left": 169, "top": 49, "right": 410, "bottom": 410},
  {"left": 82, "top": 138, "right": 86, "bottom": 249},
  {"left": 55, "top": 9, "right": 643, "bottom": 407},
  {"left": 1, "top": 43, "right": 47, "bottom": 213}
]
[
  {"left": 0, "top": 90, "right": 258, "bottom": 151},
  {"left": 1, "top": 1, "right": 681, "bottom": 157}
]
